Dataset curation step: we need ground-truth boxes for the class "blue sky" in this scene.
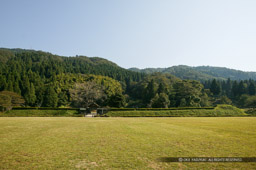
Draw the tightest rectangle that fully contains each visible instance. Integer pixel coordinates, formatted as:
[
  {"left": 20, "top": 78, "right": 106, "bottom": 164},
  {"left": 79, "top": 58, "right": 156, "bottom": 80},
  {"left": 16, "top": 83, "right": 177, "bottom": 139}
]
[{"left": 1, "top": 0, "right": 256, "bottom": 71}]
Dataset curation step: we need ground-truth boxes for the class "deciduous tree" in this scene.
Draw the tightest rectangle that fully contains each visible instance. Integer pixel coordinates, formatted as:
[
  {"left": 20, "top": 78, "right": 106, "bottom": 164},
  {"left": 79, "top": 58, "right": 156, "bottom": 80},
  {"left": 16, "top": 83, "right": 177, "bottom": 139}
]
[
  {"left": 0, "top": 91, "right": 25, "bottom": 111},
  {"left": 69, "top": 82, "right": 106, "bottom": 108}
]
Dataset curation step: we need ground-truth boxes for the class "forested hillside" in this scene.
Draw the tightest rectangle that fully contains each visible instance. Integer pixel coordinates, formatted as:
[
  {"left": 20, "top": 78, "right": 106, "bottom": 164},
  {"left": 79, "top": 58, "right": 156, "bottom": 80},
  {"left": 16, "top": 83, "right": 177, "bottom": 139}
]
[
  {"left": 0, "top": 48, "right": 144, "bottom": 82},
  {"left": 130, "top": 65, "right": 256, "bottom": 81},
  {"left": 195, "top": 66, "right": 256, "bottom": 80},
  {"left": 1, "top": 48, "right": 256, "bottom": 109},
  {"left": 0, "top": 48, "right": 144, "bottom": 108}
]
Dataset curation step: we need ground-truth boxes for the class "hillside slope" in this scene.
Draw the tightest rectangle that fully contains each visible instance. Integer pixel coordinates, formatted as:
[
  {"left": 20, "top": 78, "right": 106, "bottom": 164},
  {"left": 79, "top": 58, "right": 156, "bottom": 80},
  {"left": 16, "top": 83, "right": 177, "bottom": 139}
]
[
  {"left": 0, "top": 48, "right": 145, "bottom": 82},
  {"left": 130, "top": 65, "right": 256, "bottom": 81}
]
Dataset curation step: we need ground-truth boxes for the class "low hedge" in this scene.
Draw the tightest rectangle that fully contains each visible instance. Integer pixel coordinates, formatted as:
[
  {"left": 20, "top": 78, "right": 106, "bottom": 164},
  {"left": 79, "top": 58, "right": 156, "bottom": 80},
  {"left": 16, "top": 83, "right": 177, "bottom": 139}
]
[
  {"left": 109, "top": 108, "right": 136, "bottom": 111},
  {"left": 106, "top": 105, "right": 247, "bottom": 117},
  {"left": 1, "top": 105, "right": 247, "bottom": 117},
  {"left": 0, "top": 109, "right": 82, "bottom": 117},
  {"left": 109, "top": 107, "right": 214, "bottom": 111},
  {"left": 12, "top": 107, "right": 79, "bottom": 110}
]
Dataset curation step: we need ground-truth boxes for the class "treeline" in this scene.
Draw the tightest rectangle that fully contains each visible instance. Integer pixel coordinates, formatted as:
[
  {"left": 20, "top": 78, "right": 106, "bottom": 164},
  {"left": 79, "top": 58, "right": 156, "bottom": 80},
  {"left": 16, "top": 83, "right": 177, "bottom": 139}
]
[
  {"left": 1, "top": 48, "right": 256, "bottom": 109},
  {"left": 0, "top": 72, "right": 126, "bottom": 108},
  {"left": 0, "top": 49, "right": 144, "bottom": 108},
  {"left": 126, "top": 73, "right": 209, "bottom": 108},
  {"left": 125, "top": 75, "right": 256, "bottom": 108},
  {"left": 203, "top": 79, "right": 256, "bottom": 108}
]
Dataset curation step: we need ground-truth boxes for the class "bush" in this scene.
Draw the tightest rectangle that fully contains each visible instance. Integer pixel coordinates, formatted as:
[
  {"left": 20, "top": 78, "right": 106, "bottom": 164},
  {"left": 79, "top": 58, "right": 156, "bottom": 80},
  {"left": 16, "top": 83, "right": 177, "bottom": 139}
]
[
  {"left": 244, "top": 108, "right": 256, "bottom": 116},
  {"left": 0, "top": 106, "right": 5, "bottom": 112},
  {"left": 214, "top": 104, "right": 245, "bottom": 116}
]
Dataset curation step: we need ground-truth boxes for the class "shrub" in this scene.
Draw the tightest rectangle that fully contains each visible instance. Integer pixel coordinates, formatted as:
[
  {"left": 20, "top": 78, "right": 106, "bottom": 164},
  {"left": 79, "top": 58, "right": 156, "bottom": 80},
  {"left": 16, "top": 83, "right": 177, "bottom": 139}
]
[{"left": 244, "top": 108, "right": 256, "bottom": 116}]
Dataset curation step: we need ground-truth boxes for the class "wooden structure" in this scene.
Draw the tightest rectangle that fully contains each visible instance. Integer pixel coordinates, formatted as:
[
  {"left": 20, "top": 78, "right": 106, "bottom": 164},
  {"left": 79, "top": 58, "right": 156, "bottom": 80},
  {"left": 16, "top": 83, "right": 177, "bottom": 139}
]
[
  {"left": 80, "top": 107, "right": 108, "bottom": 117},
  {"left": 79, "top": 108, "right": 90, "bottom": 116},
  {"left": 97, "top": 108, "right": 108, "bottom": 115}
]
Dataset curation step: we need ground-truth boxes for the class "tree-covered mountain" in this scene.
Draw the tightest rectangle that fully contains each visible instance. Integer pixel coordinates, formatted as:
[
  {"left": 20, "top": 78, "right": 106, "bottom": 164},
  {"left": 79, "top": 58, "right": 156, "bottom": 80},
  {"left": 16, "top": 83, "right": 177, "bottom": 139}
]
[
  {"left": 0, "top": 48, "right": 146, "bottom": 107},
  {"left": 1, "top": 47, "right": 256, "bottom": 109},
  {"left": 129, "top": 65, "right": 256, "bottom": 81},
  {"left": 0, "top": 48, "right": 145, "bottom": 82},
  {"left": 194, "top": 66, "right": 256, "bottom": 80}
]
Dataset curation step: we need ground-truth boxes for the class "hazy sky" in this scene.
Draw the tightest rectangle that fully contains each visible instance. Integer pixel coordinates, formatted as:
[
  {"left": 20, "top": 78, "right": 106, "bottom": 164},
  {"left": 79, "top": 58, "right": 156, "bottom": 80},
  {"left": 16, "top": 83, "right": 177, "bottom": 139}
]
[{"left": 1, "top": 0, "right": 256, "bottom": 71}]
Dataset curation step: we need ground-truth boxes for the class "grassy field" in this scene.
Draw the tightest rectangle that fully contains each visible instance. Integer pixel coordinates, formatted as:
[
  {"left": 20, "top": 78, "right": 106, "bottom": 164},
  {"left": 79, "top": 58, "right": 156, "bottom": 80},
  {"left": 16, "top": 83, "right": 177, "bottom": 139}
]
[{"left": 0, "top": 117, "right": 255, "bottom": 169}]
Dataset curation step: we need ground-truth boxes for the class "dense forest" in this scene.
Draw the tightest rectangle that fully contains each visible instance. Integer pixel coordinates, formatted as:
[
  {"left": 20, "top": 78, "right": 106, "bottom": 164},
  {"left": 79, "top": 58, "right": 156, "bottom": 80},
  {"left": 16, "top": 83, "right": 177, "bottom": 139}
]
[{"left": 1, "top": 48, "right": 256, "bottom": 109}]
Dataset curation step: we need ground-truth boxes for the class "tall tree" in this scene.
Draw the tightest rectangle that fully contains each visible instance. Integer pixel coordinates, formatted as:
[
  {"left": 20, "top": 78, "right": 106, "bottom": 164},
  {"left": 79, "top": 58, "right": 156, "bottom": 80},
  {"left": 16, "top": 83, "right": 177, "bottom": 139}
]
[
  {"left": 225, "top": 78, "right": 232, "bottom": 97},
  {"left": 232, "top": 81, "right": 239, "bottom": 97},
  {"left": 43, "top": 86, "right": 58, "bottom": 107},
  {"left": 24, "top": 83, "right": 36, "bottom": 106},
  {"left": 237, "top": 81, "right": 247, "bottom": 96},
  {"left": 248, "top": 82, "right": 256, "bottom": 95},
  {"left": 69, "top": 82, "right": 106, "bottom": 108},
  {"left": 13, "top": 81, "right": 21, "bottom": 94},
  {"left": 108, "top": 93, "right": 126, "bottom": 108},
  {"left": 0, "top": 91, "right": 25, "bottom": 111},
  {"left": 157, "top": 82, "right": 166, "bottom": 94},
  {"left": 173, "top": 80, "right": 203, "bottom": 107},
  {"left": 151, "top": 93, "right": 170, "bottom": 108},
  {"left": 144, "top": 79, "right": 157, "bottom": 103},
  {"left": 7, "top": 81, "right": 13, "bottom": 92},
  {"left": 210, "top": 79, "right": 221, "bottom": 96}
]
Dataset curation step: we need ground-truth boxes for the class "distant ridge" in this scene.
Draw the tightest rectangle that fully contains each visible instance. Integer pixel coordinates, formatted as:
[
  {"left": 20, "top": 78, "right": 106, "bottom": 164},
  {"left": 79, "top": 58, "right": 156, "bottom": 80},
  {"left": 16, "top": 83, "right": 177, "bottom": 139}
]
[
  {"left": 129, "top": 65, "right": 256, "bottom": 81},
  {"left": 0, "top": 47, "right": 145, "bottom": 82},
  {"left": 1, "top": 47, "right": 256, "bottom": 81}
]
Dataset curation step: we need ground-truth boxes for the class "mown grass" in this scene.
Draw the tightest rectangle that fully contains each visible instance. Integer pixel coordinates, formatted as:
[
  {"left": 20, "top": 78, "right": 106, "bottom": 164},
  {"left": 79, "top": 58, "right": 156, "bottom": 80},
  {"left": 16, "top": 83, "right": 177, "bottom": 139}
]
[{"left": 0, "top": 117, "right": 255, "bottom": 169}]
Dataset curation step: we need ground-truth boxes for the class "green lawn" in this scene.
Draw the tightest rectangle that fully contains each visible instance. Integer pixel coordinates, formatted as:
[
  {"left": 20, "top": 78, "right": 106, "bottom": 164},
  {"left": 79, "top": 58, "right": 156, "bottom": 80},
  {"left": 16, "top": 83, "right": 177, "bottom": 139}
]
[{"left": 0, "top": 117, "right": 255, "bottom": 169}]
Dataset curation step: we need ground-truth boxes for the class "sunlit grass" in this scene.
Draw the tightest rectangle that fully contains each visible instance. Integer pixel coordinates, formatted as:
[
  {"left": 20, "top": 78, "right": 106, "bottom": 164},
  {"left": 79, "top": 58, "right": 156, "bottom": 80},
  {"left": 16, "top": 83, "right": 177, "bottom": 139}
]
[{"left": 0, "top": 117, "right": 255, "bottom": 169}]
